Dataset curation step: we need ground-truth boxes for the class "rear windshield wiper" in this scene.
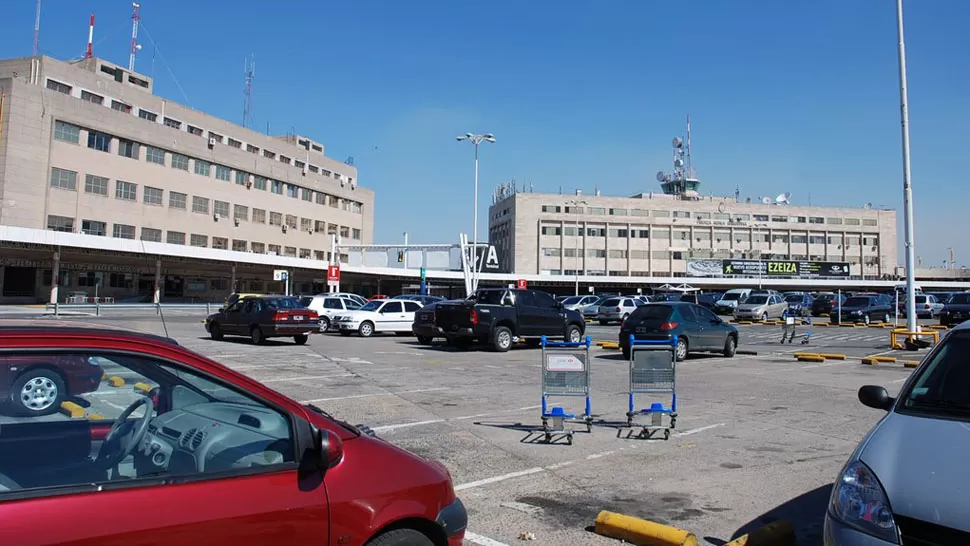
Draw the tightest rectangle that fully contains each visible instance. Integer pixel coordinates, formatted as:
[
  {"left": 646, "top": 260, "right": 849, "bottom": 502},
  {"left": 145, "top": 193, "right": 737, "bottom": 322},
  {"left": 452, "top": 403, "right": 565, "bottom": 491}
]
[{"left": 303, "top": 403, "right": 362, "bottom": 436}]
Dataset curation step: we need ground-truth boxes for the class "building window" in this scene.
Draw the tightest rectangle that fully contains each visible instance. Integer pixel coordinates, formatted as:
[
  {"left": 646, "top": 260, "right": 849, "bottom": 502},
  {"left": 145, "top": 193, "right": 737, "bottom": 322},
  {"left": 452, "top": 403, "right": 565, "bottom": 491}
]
[
  {"left": 47, "top": 215, "right": 74, "bottom": 232},
  {"left": 194, "top": 159, "right": 211, "bottom": 176},
  {"left": 826, "top": 218, "right": 843, "bottom": 225},
  {"left": 254, "top": 176, "right": 267, "bottom": 191},
  {"left": 169, "top": 191, "right": 187, "bottom": 209},
  {"left": 227, "top": 138, "right": 242, "bottom": 149},
  {"left": 297, "top": 248, "right": 310, "bottom": 259},
  {"left": 208, "top": 131, "right": 223, "bottom": 144},
  {"left": 271, "top": 181, "right": 283, "bottom": 195},
  {"left": 844, "top": 218, "right": 861, "bottom": 226},
  {"left": 286, "top": 184, "right": 298, "bottom": 199},
  {"left": 140, "top": 228, "right": 162, "bottom": 242},
  {"left": 171, "top": 153, "right": 189, "bottom": 171},
  {"left": 284, "top": 246, "right": 297, "bottom": 258},
  {"left": 138, "top": 109, "right": 157, "bottom": 122},
  {"left": 809, "top": 235, "right": 826, "bottom": 244},
  {"left": 251, "top": 242, "right": 265, "bottom": 254},
  {"left": 809, "top": 217, "right": 825, "bottom": 224},
  {"left": 234, "top": 204, "right": 248, "bottom": 221},
  {"left": 112, "top": 224, "right": 136, "bottom": 239},
  {"left": 115, "top": 180, "right": 137, "bottom": 201},
  {"left": 608, "top": 228, "right": 629, "bottom": 238},
  {"left": 163, "top": 117, "right": 182, "bottom": 130},
  {"left": 300, "top": 218, "right": 312, "bottom": 232},
  {"left": 321, "top": 169, "right": 332, "bottom": 178},
  {"left": 252, "top": 209, "right": 266, "bottom": 223},
  {"left": 308, "top": 165, "right": 319, "bottom": 174},
  {"left": 49, "top": 167, "right": 77, "bottom": 190},
  {"left": 302, "top": 188, "right": 313, "bottom": 201},
  {"left": 81, "top": 219, "right": 107, "bottom": 236},
  {"left": 144, "top": 186, "right": 164, "bottom": 206},
  {"left": 586, "top": 207, "right": 605, "bottom": 215},
  {"left": 212, "top": 237, "right": 228, "bottom": 250},
  {"left": 214, "top": 200, "right": 230, "bottom": 218},
  {"left": 210, "top": 165, "right": 229, "bottom": 181},
  {"left": 328, "top": 196, "right": 339, "bottom": 209},
  {"left": 541, "top": 205, "right": 561, "bottom": 213},
  {"left": 279, "top": 155, "right": 291, "bottom": 165},
  {"left": 263, "top": 149, "right": 276, "bottom": 159},
  {"left": 339, "top": 226, "right": 350, "bottom": 238},
  {"left": 541, "top": 226, "right": 561, "bottom": 236},
  {"left": 46, "top": 79, "right": 72, "bottom": 94},
  {"left": 246, "top": 144, "right": 259, "bottom": 154},
  {"left": 187, "top": 125, "right": 203, "bottom": 136},
  {"left": 352, "top": 202, "right": 363, "bottom": 214},
  {"left": 166, "top": 231, "right": 186, "bottom": 245},
  {"left": 609, "top": 208, "right": 628, "bottom": 216},
  {"left": 80, "top": 90, "right": 103, "bottom": 105},
  {"left": 235, "top": 171, "right": 249, "bottom": 186},
  {"left": 192, "top": 196, "right": 209, "bottom": 214},
  {"left": 791, "top": 235, "right": 808, "bottom": 244},
  {"left": 146, "top": 146, "right": 165, "bottom": 165},
  {"left": 87, "top": 130, "right": 112, "bottom": 152},
  {"left": 118, "top": 139, "right": 139, "bottom": 159},
  {"left": 110, "top": 100, "right": 132, "bottom": 113},
  {"left": 352, "top": 228, "right": 361, "bottom": 240},
  {"left": 232, "top": 240, "right": 247, "bottom": 252},
  {"left": 53, "top": 121, "right": 81, "bottom": 143},
  {"left": 863, "top": 219, "right": 878, "bottom": 227},
  {"left": 269, "top": 212, "right": 282, "bottom": 226},
  {"left": 190, "top": 234, "right": 208, "bottom": 247},
  {"left": 315, "top": 192, "right": 326, "bottom": 205},
  {"left": 312, "top": 144, "right": 323, "bottom": 152},
  {"left": 285, "top": 215, "right": 298, "bottom": 229},
  {"left": 84, "top": 174, "right": 108, "bottom": 195}
]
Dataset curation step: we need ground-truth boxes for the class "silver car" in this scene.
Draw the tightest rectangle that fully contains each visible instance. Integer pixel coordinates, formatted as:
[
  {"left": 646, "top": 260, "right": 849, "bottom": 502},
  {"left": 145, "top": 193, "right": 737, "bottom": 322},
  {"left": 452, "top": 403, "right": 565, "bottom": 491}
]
[
  {"left": 596, "top": 297, "right": 642, "bottom": 325},
  {"left": 560, "top": 295, "right": 601, "bottom": 313},
  {"left": 733, "top": 293, "right": 788, "bottom": 321},
  {"left": 825, "top": 324, "right": 970, "bottom": 544}
]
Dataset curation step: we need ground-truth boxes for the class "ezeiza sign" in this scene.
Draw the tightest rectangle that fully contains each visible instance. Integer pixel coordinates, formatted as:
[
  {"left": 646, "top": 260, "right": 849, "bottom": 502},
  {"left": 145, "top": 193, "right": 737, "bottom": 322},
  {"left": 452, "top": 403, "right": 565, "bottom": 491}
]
[{"left": 721, "top": 260, "right": 850, "bottom": 278}]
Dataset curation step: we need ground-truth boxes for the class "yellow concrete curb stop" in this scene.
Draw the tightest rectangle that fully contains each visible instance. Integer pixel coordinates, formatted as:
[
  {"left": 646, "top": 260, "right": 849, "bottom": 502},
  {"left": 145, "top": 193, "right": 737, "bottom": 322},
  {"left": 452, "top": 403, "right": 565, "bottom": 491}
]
[
  {"left": 819, "top": 353, "right": 846, "bottom": 360},
  {"left": 59, "top": 401, "right": 85, "bottom": 418},
  {"left": 594, "top": 511, "right": 696, "bottom": 546},
  {"left": 724, "top": 519, "right": 795, "bottom": 546},
  {"left": 87, "top": 413, "right": 108, "bottom": 420},
  {"left": 107, "top": 376, "right": 125, "bottom": 387},
  {"left": 796, "top": 355, "right": 825, "bottom": 362},
  {"left": 902, "top": 360, "right": 919, "bottom": 368},
  {"left": 133, "top": 382, "right": 153, "bottom": 394}
]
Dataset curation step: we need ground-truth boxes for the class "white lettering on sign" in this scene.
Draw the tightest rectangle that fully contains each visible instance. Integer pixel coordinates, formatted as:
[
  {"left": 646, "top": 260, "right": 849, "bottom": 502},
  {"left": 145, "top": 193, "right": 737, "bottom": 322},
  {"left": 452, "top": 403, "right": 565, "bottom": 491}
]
[{"left": 546, "top": 354, "right": 585, "bottom": 372}]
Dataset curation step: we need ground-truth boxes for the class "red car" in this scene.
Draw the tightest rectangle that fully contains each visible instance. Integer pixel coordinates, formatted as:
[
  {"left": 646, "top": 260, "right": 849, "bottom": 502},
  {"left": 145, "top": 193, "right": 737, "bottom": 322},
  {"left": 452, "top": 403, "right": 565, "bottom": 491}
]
[
  {"left": 0, "top": 320, "right": 466, "bottom": 546},
  {"left": 368, "top": 294, "right": 389, "bottom": 301},
  {"left": 1, "top": 353, "right": 103, "bottom": 416}
]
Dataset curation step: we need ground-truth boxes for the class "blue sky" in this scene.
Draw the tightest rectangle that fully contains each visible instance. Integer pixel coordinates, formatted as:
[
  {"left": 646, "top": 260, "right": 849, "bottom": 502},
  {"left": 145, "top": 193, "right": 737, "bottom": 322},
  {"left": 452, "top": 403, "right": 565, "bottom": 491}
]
[{"left": 3, "top": 1, "right": 968, "bottom": 266}]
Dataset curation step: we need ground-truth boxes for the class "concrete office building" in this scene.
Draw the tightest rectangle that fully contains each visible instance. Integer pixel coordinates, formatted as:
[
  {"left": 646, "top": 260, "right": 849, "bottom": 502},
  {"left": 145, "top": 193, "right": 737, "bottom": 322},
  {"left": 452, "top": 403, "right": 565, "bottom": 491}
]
[{"left": 0, "top": 55, "right": 373, "bottom": 303}]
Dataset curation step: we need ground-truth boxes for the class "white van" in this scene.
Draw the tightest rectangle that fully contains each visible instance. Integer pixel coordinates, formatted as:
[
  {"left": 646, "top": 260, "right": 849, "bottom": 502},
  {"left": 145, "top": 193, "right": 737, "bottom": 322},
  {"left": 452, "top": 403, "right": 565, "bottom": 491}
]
[{"left": 713, "top": 288, "right": 751, "bottom": 315}]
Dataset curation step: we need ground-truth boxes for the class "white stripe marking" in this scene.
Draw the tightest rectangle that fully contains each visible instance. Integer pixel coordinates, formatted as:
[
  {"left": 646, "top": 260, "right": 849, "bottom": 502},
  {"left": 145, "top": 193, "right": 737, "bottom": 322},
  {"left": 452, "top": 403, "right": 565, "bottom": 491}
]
[
  {"left": 300, "top": 387, "right": 448, "bottom": 403},
  {"left": 890, "top": 377, "right": 909, "bottom": 384},
  {"left": 464, "top": 531, "right": 512, "bottom": 546},
  {"left": 674, "top": 422, "right": 725, "bottom": 436},
  {"left": 454, "top": 468, "right": 545, "bottom": 491},
  {"left": 371, "top": 405, "right": 542, "bottom": 433},
  {"left": 372, "top": 419, "right": 445, "bottom": 432},
  {"left": 260, "top": 373, "right": 354, "bottom": 383}
]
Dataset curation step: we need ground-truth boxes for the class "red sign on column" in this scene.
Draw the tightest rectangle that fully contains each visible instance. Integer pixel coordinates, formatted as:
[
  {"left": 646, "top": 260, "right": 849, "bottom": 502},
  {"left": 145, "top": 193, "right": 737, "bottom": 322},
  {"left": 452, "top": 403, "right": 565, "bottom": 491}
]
[
  {"left": 516, "top": 279, "right": 528, "bottom": 289},
  {"left": 327, "top": 265, "right": 341, "bottom": 283}
]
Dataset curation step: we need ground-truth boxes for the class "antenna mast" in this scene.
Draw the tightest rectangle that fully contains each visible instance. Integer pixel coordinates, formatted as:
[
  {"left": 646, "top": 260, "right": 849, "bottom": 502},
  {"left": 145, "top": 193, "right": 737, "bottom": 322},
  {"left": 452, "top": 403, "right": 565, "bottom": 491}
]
[
  {"left": 32, "top": 0, "right": 42, "bottom": 58},
  {"left": 128, "top": 2, "right": 141, "bottom": 72},
  {"left": 243, "top": 55, "right": 255, "bottom": 128},
  {"left": 686, "top": 114, "right": 692, "bottom": 177},
  {"left": 85, "top": 14, "right": 95, "bottom": 59}
]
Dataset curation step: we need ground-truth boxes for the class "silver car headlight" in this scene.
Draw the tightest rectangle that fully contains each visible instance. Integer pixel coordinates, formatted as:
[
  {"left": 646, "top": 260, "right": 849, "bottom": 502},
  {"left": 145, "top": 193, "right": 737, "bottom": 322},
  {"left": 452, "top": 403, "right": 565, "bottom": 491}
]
[{"left": 829, "top": 460, "right": 898, "bottom": 543}]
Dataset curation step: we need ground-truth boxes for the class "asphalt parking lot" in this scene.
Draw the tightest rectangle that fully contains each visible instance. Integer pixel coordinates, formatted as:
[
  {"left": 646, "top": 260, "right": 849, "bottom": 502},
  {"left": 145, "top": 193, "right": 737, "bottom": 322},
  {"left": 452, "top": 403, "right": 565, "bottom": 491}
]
[{"left": 0, "top": 308, "right": 941, "bottom": 545}]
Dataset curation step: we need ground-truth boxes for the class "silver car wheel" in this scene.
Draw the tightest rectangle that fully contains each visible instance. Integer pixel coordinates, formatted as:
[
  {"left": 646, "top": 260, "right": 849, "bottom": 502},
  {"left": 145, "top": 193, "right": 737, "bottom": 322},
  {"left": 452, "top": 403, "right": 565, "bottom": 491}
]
[{"left": 21, "top": 376, "right": 59, "bottom": 412}]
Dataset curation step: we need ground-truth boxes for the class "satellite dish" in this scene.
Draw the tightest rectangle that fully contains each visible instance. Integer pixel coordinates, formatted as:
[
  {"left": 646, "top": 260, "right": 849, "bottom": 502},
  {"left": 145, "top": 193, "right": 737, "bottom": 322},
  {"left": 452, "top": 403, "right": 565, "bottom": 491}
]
[
  {"left": 761, "top": 197, "right": 772, "bottom": 205},
  {"left": 656, "top": 171, "right": 666, "bottom": 182},
  {"left": 673, "top": 158, "right": 684, "bottom": 168},
  {"left": 864, "top": 202, "right": 873, "bottom": 209},
  {"left": 672, "top": 137, "right": 683, "bottom": 148},
  {"left": 775, "top": 192, "right": 791, "bottom": 205}
]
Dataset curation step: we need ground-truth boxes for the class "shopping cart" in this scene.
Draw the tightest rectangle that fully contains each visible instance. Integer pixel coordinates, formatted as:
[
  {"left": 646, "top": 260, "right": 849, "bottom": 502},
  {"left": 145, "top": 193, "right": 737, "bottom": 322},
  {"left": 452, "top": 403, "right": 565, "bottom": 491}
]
[
  {"left": 781, "top": 315, "right": 813, "bottom": 344},
  {"left": 537, "top": 335, "right": 593, "bottom": 445},
  {"left": 625, "top": 335, "right": 677, "bottom": 440}
]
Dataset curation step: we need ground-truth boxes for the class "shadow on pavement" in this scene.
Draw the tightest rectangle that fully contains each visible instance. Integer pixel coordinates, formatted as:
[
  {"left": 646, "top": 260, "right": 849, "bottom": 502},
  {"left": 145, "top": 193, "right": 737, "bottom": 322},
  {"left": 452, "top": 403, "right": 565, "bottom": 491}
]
[
  {"left": 196, "top": 336, "right": 296, "bottom": 347},
  {"left": 705, "top": 483, "right": 830, "bottom": 546}
]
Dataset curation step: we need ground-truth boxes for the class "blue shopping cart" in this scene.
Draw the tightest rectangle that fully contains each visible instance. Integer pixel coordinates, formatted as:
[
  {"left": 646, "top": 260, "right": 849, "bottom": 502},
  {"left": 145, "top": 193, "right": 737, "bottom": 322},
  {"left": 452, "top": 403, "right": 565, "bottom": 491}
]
[
  {"left": 625, "top": 335, "right": 677, "bottom": 440},
  {"left": 538, "top": 335, "right": 593, "bottom": 445}
]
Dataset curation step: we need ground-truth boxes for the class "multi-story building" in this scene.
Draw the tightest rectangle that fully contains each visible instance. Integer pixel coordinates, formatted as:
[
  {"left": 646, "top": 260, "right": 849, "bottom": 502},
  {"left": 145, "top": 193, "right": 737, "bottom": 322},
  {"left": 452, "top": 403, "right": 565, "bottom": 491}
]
[
  {"left": 0, "top": 55, "right": 374, "bottom": 302},
  {"left": 489, "top": 190, "right": 897, "bottom": 280}
]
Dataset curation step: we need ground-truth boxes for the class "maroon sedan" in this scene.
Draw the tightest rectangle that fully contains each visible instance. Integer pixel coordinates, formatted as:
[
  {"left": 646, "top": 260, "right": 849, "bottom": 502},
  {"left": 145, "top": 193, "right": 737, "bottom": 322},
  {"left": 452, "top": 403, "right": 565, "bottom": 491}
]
[{"left": 1, "top": 353, "right": 103, "bottom": 416}]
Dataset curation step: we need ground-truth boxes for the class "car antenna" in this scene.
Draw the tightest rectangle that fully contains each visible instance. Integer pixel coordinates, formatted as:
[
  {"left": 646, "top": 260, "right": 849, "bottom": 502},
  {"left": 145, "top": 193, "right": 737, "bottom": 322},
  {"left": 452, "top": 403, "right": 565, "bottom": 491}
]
[{"left": 140, "top": 241, "right": 169, "bottom": 338}]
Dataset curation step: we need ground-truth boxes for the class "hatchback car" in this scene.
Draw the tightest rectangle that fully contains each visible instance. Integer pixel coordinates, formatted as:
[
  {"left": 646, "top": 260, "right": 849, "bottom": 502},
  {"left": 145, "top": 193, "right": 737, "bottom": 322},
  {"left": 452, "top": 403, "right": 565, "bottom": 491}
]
[
  {"left": 831, "top": 295, "right": 893, "bottom": 325},
  {"left": 559, "top": 295, "right": 600, "bottom": 312},
  {"left": 596, "top": 297, "right": 643, "bottom": 325},
  {"left": 1, "top": 354, "right": 103, "bottom": 417},
  {"left": 302, "top": 295, "right": 363, "bottom": 332},
  {"left": 811, "top": 292, "right": 846, "bottom": 317},
  {"left": 335, "top": 299, "right": 424, "bottom": 337},
  {"left": 733, "top": 294, "right": 788, "bottom": 321},
  {"left": 619, "top": 302, "right": 738, "bottom": 361},
  {"left": 205, "top": 296, "right": 319, "bottom": 344},
  {"left": 825, "top": 324, "right": 970, "bottom": 545},
  {"left": 913, "top": 294, "right": 945, "bottom": 319},
  {"left": 0, "top": 320, "right": 467, "bottom": 546}
]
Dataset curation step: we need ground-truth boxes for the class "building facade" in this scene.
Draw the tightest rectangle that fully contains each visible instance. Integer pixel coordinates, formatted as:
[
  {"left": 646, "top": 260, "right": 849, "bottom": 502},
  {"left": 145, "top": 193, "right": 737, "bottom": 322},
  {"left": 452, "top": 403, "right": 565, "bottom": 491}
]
[
  {"left": 0, "top": 55, "right": 373, "bottom": 302},
  {"left": 488, "top": 190, "right": 898, "bottom": 279}
]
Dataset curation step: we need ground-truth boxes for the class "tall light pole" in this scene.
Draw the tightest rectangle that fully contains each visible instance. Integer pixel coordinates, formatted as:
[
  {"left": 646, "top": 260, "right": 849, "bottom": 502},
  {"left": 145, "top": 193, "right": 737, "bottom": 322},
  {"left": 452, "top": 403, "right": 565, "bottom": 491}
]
[
  {"left": 403, "top": 232, "right": 409, "bottom": 269},
  {"left": 895, "top": 0, "right": 918, "bottom": 335},
  {"left": 565, "top": 199, "right": 587, "bottom": 295},
  {"left": 456, "top": 132, "right": 495, "bottom": 293}
]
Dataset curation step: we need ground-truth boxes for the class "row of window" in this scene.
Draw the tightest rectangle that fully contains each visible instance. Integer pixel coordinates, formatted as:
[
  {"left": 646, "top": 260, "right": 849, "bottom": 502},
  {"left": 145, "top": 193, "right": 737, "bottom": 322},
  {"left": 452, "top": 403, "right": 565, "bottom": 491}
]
[
  {"left": 46, "top": 215, "right": 339, "bottom": 259},
  {"left": 537, "top": 204, "right": 878, "bottom": 227},
  {"left": 48, "top": 78, "right": 336, "bottom": 176},
  {"left": 49, "top": 167, "right": 362, "bottom": 239},
  {"left": 52, "top": 120, "right": 364, "bottom": 214},
  {"left": 541, "top": 247, "right": 873, "bottom": 261},
  {"left": 538, "top": 225, "right": 879, "bottom": 245},
  {"left": 542, "top": 263, "right": 879, "bottom": 277}
]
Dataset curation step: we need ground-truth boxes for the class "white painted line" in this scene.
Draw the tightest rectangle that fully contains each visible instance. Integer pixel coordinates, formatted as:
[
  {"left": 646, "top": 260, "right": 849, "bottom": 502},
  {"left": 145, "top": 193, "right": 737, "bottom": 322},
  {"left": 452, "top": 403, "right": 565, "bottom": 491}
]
[
  {"left": 260, "top": 373, "right": 354, "bottom": 383},
  {"left": 586, "top": 450, "right": 616, "bottom": 460},
  {"left": 546, "top": 460, "right": 575, "bottom": 470},
  {"left": 300, "top": 387, "right": 448, "bottom": 403},
  {"left": 372, "top": 419, "right": 446, "bottom": 432},
  {"left": 464, "top": 531, "right": 511, "bottom": 546},
  {"left": 500, "top": 501, "right": 544, "bottom": 516},
  {"left": 371, "top": 405, "right": 543, "bottom": 434},
  {"left": 674, "top": 422, "right": 725, "bottom": 436},
  {"left": 889, "top": 377, "right": 910, "bottom": 384},
  {"left": 454, "top": 467, "right": 545, "bottom": 491}
]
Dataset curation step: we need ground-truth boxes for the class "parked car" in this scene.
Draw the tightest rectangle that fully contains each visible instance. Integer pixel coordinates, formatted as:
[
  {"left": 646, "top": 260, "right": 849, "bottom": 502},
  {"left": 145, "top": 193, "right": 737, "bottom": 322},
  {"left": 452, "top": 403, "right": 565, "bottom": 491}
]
[
  {"left": 831, "top": 295, "right": 893, "bottom": 325},
  {"left": 224, "top": 292, "right": 263, "bottom": 306},
  {"left": 0, "top": 320, "right": 467, "bottom": 545},
  {"left": 619, "top": 302, "right": 738, "bottom": 361},
  {"left": 368, "top": 294, "right": 389, "bottom": 301},
  {"left": 301, "top": 295, "right": 363, "bottom": 332},
  {"left": 939, "top": 292, "right": 970, "bottom": 326},
  {"left": 411, "top": 300, "right": 465, "bottom": 345},
  {"left": 679, "top": 292, "right": 722, "bottom": 311},
  {"left": 335, "top": 299, "right": 424, "bottom": 337},
  {"left": 713, "top": 288, "right": 751, "bottom": 315},
  {"left": 811, "top": 292, "right": 846, "bottom": 317},
  {"left": 784, "top": 293, "right": 814, "bottom": 318},
  {"left": 913, "top": 294, "right": 945, "bottom": 319},
  {"left": 560, "top": 295, "right": 601, "bottom": 312},
  {"left": 1, "top": 354, "right": 104, "bottom": 417},
  {"left": 329, "top": 292, "right": 368, "bottom": 307},
  {"left": 733, "top": 293, "right": 789, "bottom": 321},
  {"left": 583, "top": 296, "right": 611, "bottom": 321},
  {"left": 433, "top": 288, "right": 586, "bottom": 352},
  {"left": 596, "top": 297, "right": 643, "bottom": 325},
  {"left": 825, "top": 324, "right": 970, "bottom": 546},
  {"left": 205, "top": 296, "right": 319, "bottom": 345}
]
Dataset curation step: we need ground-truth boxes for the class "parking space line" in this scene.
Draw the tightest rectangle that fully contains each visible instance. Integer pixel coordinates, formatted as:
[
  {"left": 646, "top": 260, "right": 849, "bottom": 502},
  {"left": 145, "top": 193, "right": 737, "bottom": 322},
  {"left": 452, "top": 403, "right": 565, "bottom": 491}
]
[
  {"left": 372, "top": 405, "right": 542, "bottom": 434},
  {"left": 301, "top": 387, "right": 449, "bottom": 403},
  {"left": 464, "top": 531, "right": 512, "bottom": 546},
  {"left": 259, "top": 373, "right": 355, "bottom": 383}
]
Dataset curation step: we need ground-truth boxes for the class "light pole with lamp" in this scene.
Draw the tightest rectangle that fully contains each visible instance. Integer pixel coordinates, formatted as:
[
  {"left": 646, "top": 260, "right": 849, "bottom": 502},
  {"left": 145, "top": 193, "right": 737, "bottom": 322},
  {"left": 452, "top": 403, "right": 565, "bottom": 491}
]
[
  {"left": 565, "top": 198, "right": 587, "bottom": 295},
  {"left": 895, "top": 0, "right": 918, "bottom": 336},
  {"left": 456, "top": 132, "right": 495, "bottom": 293},
  {"left": 402, "top": 232, "right": 408, "bottom": 269}
]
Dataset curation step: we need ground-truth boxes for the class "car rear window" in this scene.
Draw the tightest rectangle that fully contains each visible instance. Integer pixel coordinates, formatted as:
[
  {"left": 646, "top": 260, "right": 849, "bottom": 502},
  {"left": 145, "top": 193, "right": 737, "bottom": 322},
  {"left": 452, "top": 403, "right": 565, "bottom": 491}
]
[
  {"left": 601, "top": 298, "right": 621, "bottom": 307},
  {"left": 475, "top": 290, "right": 507, "bottom": 305},
  {"left": 746, "top": 295, "right": 768, "bottom": 304},
  {"left": 915, "top": 295, "right": 927, "bottom": 303},
  {"left": 299, "top": 296, "right": 313, "bottom": 307},
  {"left": 785, "top": 294, "right": 804, "bottom": 302},
  {"left": 844, "top": 297, "right": 871, "bottom": 307},
  {"left": 631, "top": 305, "right": 673, "bottom": 320},
  {"left": 264, "top": 297, "right": 303, "bottom": 309},
  {"left": 950, "top": 294, "right": 970, "bottom": 305}
]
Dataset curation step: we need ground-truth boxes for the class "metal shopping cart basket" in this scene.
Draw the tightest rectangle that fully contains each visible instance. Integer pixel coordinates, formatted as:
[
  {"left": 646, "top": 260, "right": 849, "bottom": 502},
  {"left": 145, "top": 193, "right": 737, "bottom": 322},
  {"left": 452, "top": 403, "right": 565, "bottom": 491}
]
[
  {"left": 624, "top": 335, "right": 677, "bottom": 440},
  {"left": 537, "top": 335, "right": 593, "bottom": 445}
]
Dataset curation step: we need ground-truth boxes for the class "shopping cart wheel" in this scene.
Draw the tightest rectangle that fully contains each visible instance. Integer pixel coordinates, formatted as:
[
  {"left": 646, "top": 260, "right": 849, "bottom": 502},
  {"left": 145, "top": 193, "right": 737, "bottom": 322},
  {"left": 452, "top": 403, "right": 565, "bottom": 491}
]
[
  {"left": 544, "top": 433, "right": 552, "bottom": 443},
  {"left": 566, "top": 435, "right": 573, "bottom": 445},
  {"left": 664, "top": 429, "right": 670, "bottom": 441}
]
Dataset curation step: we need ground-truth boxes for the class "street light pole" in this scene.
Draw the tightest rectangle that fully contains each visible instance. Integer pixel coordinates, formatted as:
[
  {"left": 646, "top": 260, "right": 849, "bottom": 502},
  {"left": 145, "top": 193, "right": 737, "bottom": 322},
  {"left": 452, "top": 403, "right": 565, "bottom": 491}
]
[
  {"left": 895, "top": 0, "right": 918, "bottom": 334},
  {"left": 403, "top": 232, "right": 408, "bottom": 269},
  {"left": 566, "top": 198, "right": 587, "bottom": 296},
  {"left": 456, "top": 133, "right": 495, "bottom": 293}
]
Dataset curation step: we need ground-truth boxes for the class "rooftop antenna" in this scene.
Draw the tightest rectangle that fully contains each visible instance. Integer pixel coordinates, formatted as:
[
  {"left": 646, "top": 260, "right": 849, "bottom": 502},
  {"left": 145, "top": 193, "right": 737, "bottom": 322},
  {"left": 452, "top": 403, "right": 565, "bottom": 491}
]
[
  {"left": 243, "top": 54, "right": 255, "bottom": 128},
  {"left": 128, "top": 2, "right": 141, "bottom": 72},
  {"left": 685, "top": 114, "right": 692, "bottom": 177},
  {"left": 949, "top": 247, "right": 955, "bottom": 270},
  {"left": 734, "top": 185, "right": 740, "bottom": 203},
  {"left": 32, "top": 0, "right": 42, "bottom": 58},
  {"left": 85, "top": 14, "right": 94, "bottom": 60}
]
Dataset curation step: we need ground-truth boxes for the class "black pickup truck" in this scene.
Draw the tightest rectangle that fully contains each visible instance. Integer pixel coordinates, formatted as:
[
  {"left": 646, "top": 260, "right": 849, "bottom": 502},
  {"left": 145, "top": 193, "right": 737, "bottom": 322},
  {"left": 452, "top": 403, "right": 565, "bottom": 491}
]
[{"left": 434, "top": 288, "right": 586, "bottom": 352}]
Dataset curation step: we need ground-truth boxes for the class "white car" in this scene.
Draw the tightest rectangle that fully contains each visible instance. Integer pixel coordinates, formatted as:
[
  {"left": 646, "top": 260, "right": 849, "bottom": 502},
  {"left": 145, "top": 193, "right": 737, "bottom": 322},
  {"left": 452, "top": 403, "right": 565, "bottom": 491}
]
[
  {"left": 559, "top": 295, "right": 600, "bottom": 312},
  {"left": 329, "top": 292, "right": 368, "bottom": 307},
  {"left": 335, "top": 299, "right": 424, "bottom": 337},
  {"left": 301, "top": 295, "right": 362, "bottom": 331}
]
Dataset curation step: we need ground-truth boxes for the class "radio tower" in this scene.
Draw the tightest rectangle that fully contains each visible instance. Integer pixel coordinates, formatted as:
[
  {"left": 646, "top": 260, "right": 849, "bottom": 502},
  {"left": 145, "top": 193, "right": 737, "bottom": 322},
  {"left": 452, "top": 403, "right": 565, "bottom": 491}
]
[
  {"left": 85, "top": 14, "right": 94, "bottom": 59},
  {"left": 32, "top": 0, "right": 42, "bottom": 58},
  {"left": 128, "top": 3, "right": 141, "bottom": 72},
  {"left": 243, "top": 55, "right": 255, "bottom": 128}
]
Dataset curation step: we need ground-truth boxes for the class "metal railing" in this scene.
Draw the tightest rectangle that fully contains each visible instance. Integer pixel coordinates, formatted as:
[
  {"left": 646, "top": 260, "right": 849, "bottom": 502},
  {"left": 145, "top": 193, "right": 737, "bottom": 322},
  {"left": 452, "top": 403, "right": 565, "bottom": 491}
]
[{"left": 45, "top": 302, "right": 217, "bottom": 317}]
